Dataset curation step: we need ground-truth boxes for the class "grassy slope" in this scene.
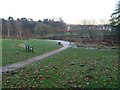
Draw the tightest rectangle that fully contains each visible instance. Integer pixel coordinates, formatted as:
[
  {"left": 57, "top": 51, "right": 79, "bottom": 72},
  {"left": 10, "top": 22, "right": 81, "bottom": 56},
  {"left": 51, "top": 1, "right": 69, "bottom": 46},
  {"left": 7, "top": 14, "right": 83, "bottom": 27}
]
[
  {"left": 2, "top": 39, "right": 62, "bottom": 66},
  {"left": 2, "top": 48, "right": 118, "bottom": 88}
]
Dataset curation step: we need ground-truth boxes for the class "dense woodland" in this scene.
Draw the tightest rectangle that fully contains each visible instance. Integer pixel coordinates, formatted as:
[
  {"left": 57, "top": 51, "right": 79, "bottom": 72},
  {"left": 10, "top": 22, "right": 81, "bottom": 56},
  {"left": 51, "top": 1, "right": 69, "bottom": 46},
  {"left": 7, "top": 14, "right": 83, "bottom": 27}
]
[{"left": 2, "top": 17, "right": 66, "bottom": 38}]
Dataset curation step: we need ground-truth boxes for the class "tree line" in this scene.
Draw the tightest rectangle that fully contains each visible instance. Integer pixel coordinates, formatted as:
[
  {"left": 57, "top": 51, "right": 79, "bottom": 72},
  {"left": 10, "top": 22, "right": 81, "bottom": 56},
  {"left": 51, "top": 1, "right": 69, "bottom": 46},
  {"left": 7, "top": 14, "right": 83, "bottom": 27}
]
[{"left": 2, "top": 17, "right": 67, "bottom": 39}]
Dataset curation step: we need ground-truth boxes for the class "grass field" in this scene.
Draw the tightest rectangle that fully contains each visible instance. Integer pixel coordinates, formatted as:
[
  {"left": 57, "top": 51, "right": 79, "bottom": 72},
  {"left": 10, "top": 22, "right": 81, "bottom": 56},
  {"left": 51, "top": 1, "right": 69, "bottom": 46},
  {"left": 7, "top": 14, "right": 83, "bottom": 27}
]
[
  {"left": 2, "top": 39, "right": 62, "bottom": 66},
  {"left": 2, "top": 48, "right": 118, "bottom": 88}
]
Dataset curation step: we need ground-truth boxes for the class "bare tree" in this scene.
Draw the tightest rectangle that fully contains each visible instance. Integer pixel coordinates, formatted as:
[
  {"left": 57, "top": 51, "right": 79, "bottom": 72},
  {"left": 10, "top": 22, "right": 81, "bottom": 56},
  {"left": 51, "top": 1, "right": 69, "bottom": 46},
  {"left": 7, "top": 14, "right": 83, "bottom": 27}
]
[
  {"left": 16, "top": 18, "right": 22, "bottom": 38},
  {"left": 7, "top": 19, "right": 10, "bottom": 38},
  {"left": 7, "top": 17, "right": 14, "bottom": 38}
]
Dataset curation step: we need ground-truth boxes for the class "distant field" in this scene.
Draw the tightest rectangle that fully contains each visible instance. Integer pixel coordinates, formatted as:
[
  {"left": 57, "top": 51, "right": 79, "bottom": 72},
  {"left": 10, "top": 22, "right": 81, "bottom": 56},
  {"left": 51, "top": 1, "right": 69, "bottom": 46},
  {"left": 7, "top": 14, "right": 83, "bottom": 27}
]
[
  {"left": 2, "top": 48, "right": 118, "bottom": 88},
  {"left": 2, "top": 39, "right": 62, "bottom": 66}
]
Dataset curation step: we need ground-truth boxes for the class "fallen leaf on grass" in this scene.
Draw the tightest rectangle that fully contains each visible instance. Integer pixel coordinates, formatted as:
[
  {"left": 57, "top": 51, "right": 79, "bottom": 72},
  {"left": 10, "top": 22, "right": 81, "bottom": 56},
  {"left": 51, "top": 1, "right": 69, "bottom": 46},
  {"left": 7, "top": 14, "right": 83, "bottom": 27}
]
[
  {"left": 83, "top": 81, "right": 89, "bottom": 85},
  {"left": 87, "top": 67, "right": 95, "bottom": 72},
  {"left": 71, "top": 84, "right": 78, "bottom": 88},
  {"left": 52, "top": 66, "right": 58, "bottom": 69},
  {"left": 82, "top": 75, "right": 94, "bottom": 81},
  {"left": 67, "top": 80, "right": 77, "bottom": 84}
]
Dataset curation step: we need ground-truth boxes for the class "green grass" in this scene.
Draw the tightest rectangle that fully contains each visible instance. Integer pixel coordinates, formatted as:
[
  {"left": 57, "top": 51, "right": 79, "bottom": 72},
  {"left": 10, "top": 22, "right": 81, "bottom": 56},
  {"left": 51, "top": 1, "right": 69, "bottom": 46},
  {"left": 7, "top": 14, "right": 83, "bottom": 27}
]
[
  {"left": 2, "top": 48, "right": 118, "bottom": 88},
  {"left": 2, "top": 39, "right": 62, "bottom": 66}
]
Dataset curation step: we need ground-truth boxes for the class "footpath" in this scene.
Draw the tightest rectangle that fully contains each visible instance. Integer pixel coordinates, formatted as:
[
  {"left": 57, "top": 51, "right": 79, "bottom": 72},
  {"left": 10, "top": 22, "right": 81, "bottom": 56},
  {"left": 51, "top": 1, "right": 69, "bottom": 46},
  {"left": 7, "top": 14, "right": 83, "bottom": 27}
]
[{"left": 0, "top": 40, "right": 70, "bottom": 73}]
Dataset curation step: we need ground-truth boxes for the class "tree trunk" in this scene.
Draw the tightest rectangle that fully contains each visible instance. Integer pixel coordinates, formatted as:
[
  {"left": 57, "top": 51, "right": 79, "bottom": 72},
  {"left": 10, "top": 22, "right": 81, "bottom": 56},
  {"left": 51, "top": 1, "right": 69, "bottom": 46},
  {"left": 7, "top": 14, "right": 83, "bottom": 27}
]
[
  {"left": 19, "top": 30, "right": 21, "bottom": 37},
  {"left": 7, "top": 21, "right": 10, "bottom": 38}
]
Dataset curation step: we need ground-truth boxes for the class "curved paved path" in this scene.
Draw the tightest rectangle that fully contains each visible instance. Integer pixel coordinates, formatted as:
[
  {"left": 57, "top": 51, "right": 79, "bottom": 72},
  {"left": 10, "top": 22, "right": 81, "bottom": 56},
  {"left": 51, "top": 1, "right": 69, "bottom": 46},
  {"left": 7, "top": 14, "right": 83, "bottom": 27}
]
[{"left": 0, "top": 40, "right": 70, "bottom": 73}]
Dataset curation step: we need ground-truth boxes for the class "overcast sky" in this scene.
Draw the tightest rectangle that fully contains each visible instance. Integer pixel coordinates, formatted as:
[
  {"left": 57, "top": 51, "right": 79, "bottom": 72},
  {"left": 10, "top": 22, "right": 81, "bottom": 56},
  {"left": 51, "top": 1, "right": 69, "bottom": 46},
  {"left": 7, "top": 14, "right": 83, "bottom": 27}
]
[{"left": 0, "top": 0, "right": 117, "bottom": 24}]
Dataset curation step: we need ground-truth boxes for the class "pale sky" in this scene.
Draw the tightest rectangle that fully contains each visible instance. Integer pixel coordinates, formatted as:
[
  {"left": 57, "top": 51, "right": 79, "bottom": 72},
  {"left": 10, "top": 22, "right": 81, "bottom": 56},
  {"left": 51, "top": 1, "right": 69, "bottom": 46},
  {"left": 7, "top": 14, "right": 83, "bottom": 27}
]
[{"left": 0, "top": 0, "right": 117, "bottom": 24}]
